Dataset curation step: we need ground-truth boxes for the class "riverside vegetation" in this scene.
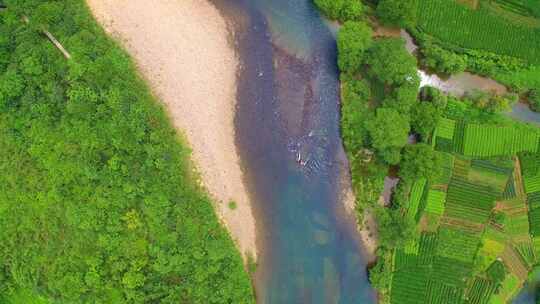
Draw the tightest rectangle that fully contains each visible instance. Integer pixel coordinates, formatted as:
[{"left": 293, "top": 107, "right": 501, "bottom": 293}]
[
  {"left": 316, "top": 0, "right": 540, "bottom": 303},
  {"left": 0, "top": 0, "right": 254, "bottom": 303}
]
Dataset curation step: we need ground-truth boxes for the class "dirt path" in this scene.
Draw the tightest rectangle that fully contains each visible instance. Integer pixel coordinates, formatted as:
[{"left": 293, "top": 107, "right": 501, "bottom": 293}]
[{"left": 86, "top": 0, "right": 257, "bottom": 260}]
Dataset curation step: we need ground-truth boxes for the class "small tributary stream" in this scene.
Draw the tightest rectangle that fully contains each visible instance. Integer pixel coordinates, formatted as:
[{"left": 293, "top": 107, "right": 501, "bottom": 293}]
[{"left": 399, "top": 30, "right": 540, "bottom": 126}]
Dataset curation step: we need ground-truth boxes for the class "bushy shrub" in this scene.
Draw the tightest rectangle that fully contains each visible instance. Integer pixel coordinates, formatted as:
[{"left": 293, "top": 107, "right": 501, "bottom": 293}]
[
  {"left": 376, "top": 0, "right": 419, "bottom": 27},
  {"left": 530, "top": 89, "right": 540, "bottom": 112},
  {"left": 366, "top": 108, "right": 411, "bottom": 165},
  {"left": 411, "top": 102, "right": 441, "bottom": 140},
  {"left": 314, "top": 0, "right": 364, "bottom": 22},
  {"left": 399, "top": 144, "right": 441, "bottom": 182},
  {"left": 337, "top": 21, "right": 373, "bottom": 72},
  {"left": 366, "top": 38, "right": 419, "bottom": 86},
  {"left": 421, "top": 43, "right": 467, "bottom": 75}
]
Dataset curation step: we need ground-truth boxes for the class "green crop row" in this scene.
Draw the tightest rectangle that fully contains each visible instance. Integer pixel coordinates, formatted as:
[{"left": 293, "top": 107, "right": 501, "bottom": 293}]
[
  {"left": 492, "top": 0, "right": 540, "bottom": 17},
  {"left": 426, "top": 280, "right": 464, "bottom": 304},
  {"left": 434, "top": 152, "right": 455, "bottom": 185},
  {"left": 463, "top": 124, "right": 540, "bottom": 157},
  {"left": 425, "top": 190, "right": 447, "bottom": 216},
  {"left": 467, "top": 277, "right": 497, "bottom": 304},
  {"left": 419, "top": 233, "right": 437, "bottom": 265},
  {"left": 437, "top": 117, "right": 456, "bottom": 140},
  {"left": 432, "top": 256, "right": 473, "bottom": 286},
  {"left": 502, "top": 175, "right": 516, "bottom": 200},
  {"left": 445, "top": 179, "right": 496, "bottom": 223},
  {"left": 471, "top": 159, "right": 514, "bottom": 175},
  {"left": 504, "top": 212, "right": 530, "bottom": 237},
  {"left": 394, "top": 249, "right": 419, "bottom": 271},
  {"left": 528, "top": 206, "right": 540, "bottom": 236},
  {"left": 524, "top": 174, "right": 540, "bottom": 194},
  {"left": 407, "top": 178, "right": 427, "bottom": 220},
  {"left": 453, "top": 121, "right": 467, "bottom": 154},
  {"left": 529, "top": 192, "right": 540, "bottom": 209},
  {"left": 390, "top": 266, "right": 430, "bottom": 304},
  {"left": 437, "top": 227, "right": 481, "bottom": 263},
  {"left": 452, "top": 157, "right": 471, "bottom": 180},
  {"left": 445, "top": 203, "right": 492, "bottom": 223},
  {"left": 516, "top": 241, "right": 536, "bottom": 267},
  {"left": 417, "top": 0, "right": 540, "bottom": 64},
  {"left": 519, "top": 152, "right": 540, "bottom": 177}
]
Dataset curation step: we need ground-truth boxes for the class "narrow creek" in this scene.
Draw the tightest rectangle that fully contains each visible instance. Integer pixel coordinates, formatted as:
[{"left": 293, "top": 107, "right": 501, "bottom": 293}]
[{"left": 399, "top": 30, "right": 540, "bottom": 126}]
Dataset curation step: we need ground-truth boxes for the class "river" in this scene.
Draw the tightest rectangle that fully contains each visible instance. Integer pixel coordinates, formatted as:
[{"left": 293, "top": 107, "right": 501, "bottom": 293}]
[
  {"left": 212, "top": 0, "right": 376, "bottom": 303},
  {"left": 210, "top": 1, "right": 540, "bottom": 302}
]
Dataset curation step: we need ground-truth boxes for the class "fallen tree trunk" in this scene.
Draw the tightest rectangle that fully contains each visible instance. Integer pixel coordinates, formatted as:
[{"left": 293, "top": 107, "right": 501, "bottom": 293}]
[{"left": 22, "top": 15, "right": 71, "bottom": 60}]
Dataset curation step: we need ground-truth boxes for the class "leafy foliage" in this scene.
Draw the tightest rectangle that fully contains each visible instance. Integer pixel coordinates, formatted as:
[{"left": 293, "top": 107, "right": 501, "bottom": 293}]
[
  {"left": 366, "top": 38, "right": 419, "bottom": 86},
  {"left": 340, "top": 75, "right": 370, "bottom": 152},
  {"left": 376, "top": 0, "right": 419, "bottom": 27},
  {"left": 411, "top": 101, "right": 441, "bottom": 140},
  {"left": 0, "top": 1, "right": 254, "bottom": 303},
  {"left": 530, "top": 89, "right": 540, "bottom": 112},
  {"left": 337, "top": 21, "right": 372, "bottom": 73},
  {"left": 366, "top": 108, "right": 410, "bottom": 164},
  {"left": 462, "top": 123, "right": 539, "bottom": 157},
  {"left": 417, "top": 0, "right": 540, "bottom": 65},
  {"left": 399, "top": 144, "right": 441, "bottom": 182},
  {"left": 420, "top": 42, "right": 467, "bottom": 75},
  {"left": 313, "top": 0, "right": 364, "bottom": 22}
]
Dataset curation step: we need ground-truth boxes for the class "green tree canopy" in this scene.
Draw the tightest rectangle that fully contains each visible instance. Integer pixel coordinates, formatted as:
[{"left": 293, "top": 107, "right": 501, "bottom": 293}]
[
  {"left": 337, "top": 21, "right": 373, "bottom": 73},
  {"left": 341, "top": 74, "right": 371, "bottom": 151},
  {"left": 314, "top": 0, "right": 364, "bottom": 22},
  {"left": 366, "top": 107, "right": 410, "bottom": 164},
  {"left": 420, "top": 86, "right": 448, "bottom": 109},
  {"left": 411, "top": 102, "right": 441, "bottom": 140},
  {"left": 421, "top": 43, "right": 467, "bottom": 75},
  {"left": 383, "top": 82, "right": 420, "bottom": 114},
  {"left": 529, "top": 89, "right": 540, "bottom": 112},
  {"left": 366, "top": 38, "right": 419, "bottom": 86},
  {"left": 466, "top": 90, "right": 518, "bottom": 113},
  {"left": 399, "top": 144, "right": 441, "bottom": 181},
  {"left": 0, "top": 1, "right": 254, "bottom": 303},
  {"left": 376, "top": 0, "right": 419, "bottom": 27}
]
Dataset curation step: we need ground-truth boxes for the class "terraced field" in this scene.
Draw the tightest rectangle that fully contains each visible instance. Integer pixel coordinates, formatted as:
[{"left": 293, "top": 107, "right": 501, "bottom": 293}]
[
  {"left": 388, "top": 102, "right": 540, "bottom": 303},
  {"left": 417, "top": 0, "right": 540, "bottom": 64}
]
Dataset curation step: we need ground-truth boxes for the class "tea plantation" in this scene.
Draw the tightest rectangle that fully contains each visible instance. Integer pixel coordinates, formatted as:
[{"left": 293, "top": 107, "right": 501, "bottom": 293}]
[{"left": 389, "top": 100, "right": 540, "bottom": 304}]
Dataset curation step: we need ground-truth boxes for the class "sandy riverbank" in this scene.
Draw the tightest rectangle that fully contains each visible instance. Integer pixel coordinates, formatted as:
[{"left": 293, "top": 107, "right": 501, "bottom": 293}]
[
  {"left": 342, "top": 186, "right": 379, "bottom": 264},
  {"left": 86, "top": 0, "right": 257, "bottom": 260}
]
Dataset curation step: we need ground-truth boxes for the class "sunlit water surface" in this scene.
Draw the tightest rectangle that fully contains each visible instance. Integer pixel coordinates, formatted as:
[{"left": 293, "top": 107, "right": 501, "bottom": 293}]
[{"left": 211, "top": 1, "right": 377, "bottom": 303}]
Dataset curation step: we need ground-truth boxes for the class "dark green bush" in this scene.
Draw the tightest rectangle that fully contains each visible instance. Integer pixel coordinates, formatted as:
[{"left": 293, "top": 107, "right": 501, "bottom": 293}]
[
  {"left": 313, "top": 0, "right": 364, "bottom": 22},
  {"left": 337, "top": 21, "right": 373, "bottom": 73}
]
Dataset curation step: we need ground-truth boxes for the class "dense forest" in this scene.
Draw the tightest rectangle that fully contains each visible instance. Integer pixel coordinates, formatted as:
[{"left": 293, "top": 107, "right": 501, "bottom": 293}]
[
  {"left": 0, "top": 0, "right": 254, "bottom": 303},
  {"left": 316, "top": 0, "right": 540, "bottom": 303}
]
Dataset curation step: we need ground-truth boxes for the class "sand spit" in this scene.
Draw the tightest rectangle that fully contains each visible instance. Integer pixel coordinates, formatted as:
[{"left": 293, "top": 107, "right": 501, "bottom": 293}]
[
  {"left": 342, "top": 187, "right": 379, "bottom": 264},
  {"left": 86, "top": 0, "right": 257, "bottom": 260}
]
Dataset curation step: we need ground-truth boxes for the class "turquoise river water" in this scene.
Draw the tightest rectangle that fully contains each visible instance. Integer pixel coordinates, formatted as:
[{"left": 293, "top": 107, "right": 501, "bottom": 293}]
[{"left": 212, "top": 0, "right": 376, "bottom": 303}]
